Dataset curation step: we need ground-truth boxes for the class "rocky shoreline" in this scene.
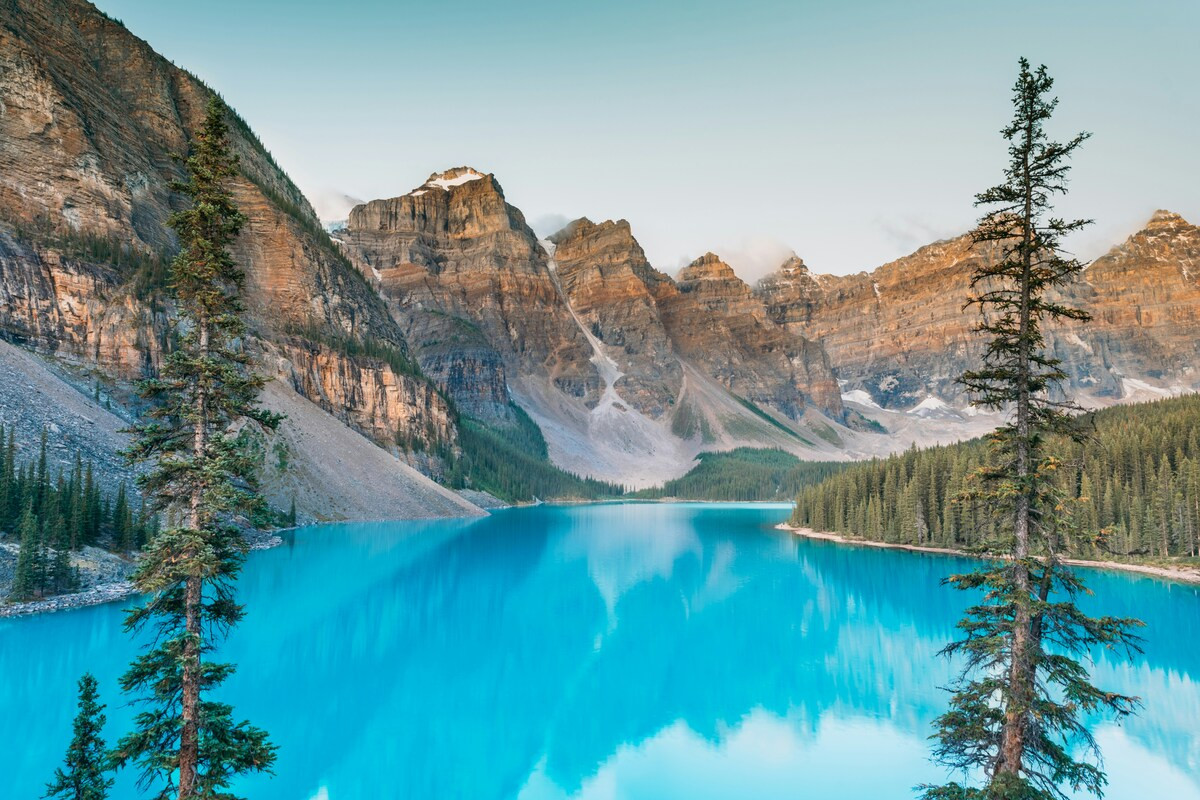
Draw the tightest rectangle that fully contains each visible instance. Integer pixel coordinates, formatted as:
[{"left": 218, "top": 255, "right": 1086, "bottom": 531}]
[
  {"left": 0, "top": 581, "right": 135, "bottom": 618},
  {"left": 777, "top": 523, "right": 1200, "bottom": 585},
  {"left": 1, "top": 529, "right": 287, "bottom": 619}
]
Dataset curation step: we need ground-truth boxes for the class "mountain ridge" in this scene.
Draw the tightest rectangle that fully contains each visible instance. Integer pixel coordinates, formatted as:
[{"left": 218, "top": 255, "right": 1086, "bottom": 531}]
[{"left": 0, "top": 0, "right": 1196, "bottom": 504}]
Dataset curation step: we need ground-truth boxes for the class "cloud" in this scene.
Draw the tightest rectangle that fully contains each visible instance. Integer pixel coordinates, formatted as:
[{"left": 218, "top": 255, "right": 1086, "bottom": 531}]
[
  {"left": 706, "top": 236, "right": 798, "bottom": 284},
  {"left": 872, "top": 214, "right": 962, "bottom": 254},
  {"left": 530, "top": 213, "right": 573, "bottom": 239},
  {"left": 307, "top": 188, "right": 365, "bottom": 223}
]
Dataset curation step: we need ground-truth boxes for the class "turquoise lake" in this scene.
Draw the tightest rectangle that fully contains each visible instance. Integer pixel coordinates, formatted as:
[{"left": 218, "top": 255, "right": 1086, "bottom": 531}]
[{"left": 1, "top": 503, "right": 1198, "bottom": 799}]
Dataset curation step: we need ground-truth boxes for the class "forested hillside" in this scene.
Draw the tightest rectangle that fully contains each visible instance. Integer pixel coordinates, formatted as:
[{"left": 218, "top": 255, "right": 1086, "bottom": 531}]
[
  {"left": 635, "top": 449, "right": 844, "bottom": 501},
  {"left": 446, "top": 406, "right": 623, "bottom": 502},
  {"left": 1, "top": 425, "right": 153, "bottom": 601},
  {"left": 790, "top": 395, "right": 1200, "bottom": 560}
]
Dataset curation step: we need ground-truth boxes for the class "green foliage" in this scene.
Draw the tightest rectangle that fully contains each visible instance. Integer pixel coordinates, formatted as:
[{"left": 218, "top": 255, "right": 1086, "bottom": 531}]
[
  {"left": 446, "top": 405, "right": 622, "bottom": 502},
  {"left": 670, "top": 400, "right": 714, "bottom": 443},
  {"left": 115, "top": 98, "right": 276, "bottom": 799},
  {"left": 792, "top": 384, "right": 1200, "bottom": 559},
  {"left": 45, "top": 673, "right": 113, "bottom": 800},
  {"left": 1, "top": 425, "right": 148, "bottom": 603},
  {"left": 636, "top": 448, "right": 846, "bottom": 501}
]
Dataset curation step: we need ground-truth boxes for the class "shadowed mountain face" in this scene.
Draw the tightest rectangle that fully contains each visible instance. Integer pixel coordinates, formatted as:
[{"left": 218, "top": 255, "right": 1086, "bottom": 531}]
[{"left": 755, "top": 211, "right": 1200, "bottom": 410}]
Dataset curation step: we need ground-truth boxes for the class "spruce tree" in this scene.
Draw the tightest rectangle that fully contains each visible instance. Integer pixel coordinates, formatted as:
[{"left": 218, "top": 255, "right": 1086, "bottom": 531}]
[
  {"left": 49, "top": 515, "right": 77, "bottom": 595},
  {"left": 45, "top": 673, "right": 113, "bottom": 800},
  {"left": 112, "top": 97, "right": 278, "bottom": 799},
  {"left": 9, "top": 502, "right": 40, "bottom": 601},
  {"left": 921, "top": 59, "right": 1142, "bottom": 800},
  {"left": 0, "top": 424, "right": 12, "bottom": 533}
]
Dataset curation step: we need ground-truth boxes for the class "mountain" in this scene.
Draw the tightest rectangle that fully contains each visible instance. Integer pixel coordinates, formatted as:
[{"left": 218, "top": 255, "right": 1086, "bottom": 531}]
[
  {"left": 547, "top": 217, "right": 680, "bottom": 418},
  {"left": 0, "top": 0, "right": 480, "bottom": 521},
  {"left": 755, "top": 210, "right": 1200, "bottom": 411},
  {"left": 336, "top": 175, "right": 864, "bottom": 487},
  {"left": 335, "top": 166, "right": 601, "bottom": 424},
  {"left": 661, "top": 252, "right": 843, "bottom": 420},
  {"left": 0, "top": 0, "right": 1196, "bottom": 505}
]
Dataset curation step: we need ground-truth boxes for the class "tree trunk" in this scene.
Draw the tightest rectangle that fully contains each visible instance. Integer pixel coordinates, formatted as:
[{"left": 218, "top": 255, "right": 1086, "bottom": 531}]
[
  {"left": 178, "top": 573, "right": 201, "bottom": 799},
  {"left": 179, "top": 315, "right": 209, "bottom": 800},
  {"left": 995, "top": 106, "right": 1039, "bottom": 784}
]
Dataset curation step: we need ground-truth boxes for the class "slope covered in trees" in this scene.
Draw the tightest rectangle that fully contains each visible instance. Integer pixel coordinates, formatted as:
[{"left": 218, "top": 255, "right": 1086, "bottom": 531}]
[
  {"left": 447, "top": 405, "right": 623, "bottom": 502},
  {"left": 1, "top": 425, "right": 153, "bottom": 602},
  {"left": 635, "top": 449, "right": 845, "bottom": 501},
  {"left": 791, "top": 394, "right": 1200, "bottom": 561}
]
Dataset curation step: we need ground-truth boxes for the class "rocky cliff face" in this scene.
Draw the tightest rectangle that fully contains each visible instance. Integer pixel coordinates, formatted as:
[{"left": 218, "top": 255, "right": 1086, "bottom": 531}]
[
  {"left": 337, "top": 168, "right": 601, "bottom": 424},
  {"left": 661, "top": 253, "right": 844, "bottom": 420},
  {"left": 755, "top": 211, "right": 1200, "bottom": 409},
  {"left": 0, "top": 0, "right": 463, "bottom": 509},
  {"left": 338, "top": 179, "right": 857, "bottom": 485},
  {"left": 547, "top": 218, "right": 681, "bottom": 417},
  {"left": 1058, "top": 210, "right": 1200, "bottom": 396}
]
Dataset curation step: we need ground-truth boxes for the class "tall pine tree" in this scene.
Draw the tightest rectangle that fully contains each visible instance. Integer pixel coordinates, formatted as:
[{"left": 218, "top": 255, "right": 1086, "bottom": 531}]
[
  {"left": 112, "top": 97, "right": 278, "bottom": 799},
  {"left": 10, "top": 502, "right": 41, "bottom": 601},
  {"left": 922, "top": 59, "right": 1142, "bottom": 800},
  {"left": 45, "top": 673, "right": 113, "bottom": 800}
]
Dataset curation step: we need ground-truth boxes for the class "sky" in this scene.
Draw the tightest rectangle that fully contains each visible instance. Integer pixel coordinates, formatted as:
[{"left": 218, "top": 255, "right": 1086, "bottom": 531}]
[{"left": 96, "top": 0, "right": 1199, "bottom": 280}]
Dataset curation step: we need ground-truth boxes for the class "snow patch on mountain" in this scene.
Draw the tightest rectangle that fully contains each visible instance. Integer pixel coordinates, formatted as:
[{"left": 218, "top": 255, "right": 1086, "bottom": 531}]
[
  {"left": 910, "top": 396, "right": 953, "bottom": 417},
  {"left": 425, "top": 168, "right": 486, "bottom": 190},
  {"left": 841, "top": 389, "right": 880, "bottom": 409}
]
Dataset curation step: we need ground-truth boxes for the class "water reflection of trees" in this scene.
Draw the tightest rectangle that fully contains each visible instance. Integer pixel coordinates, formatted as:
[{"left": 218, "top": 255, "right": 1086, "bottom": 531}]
[
  {"left": 5, "top": 505, "right": 1195, "bottom": 800},
  {"left": 228, "top": 505, "right": 1200, "bottom": 798}
]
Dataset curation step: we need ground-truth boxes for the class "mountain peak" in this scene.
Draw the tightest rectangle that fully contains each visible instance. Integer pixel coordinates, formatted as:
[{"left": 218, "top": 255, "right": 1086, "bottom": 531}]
[
  {"left": 777, "top": 254, "right": 808, "bottom": 274},
  {"left": 1147, "top": 209, "right": 1190, "bottom": 228},
  {"left": 548, "top": 217, "right": 638, "bottom": 248},
  {"left": 548, "top": 217, "right": 597, "bottom": 242},
  {"left": 410, "top": 166, "right": 491, "bottom": 196},
  {"left": 679, "top": 252, "right": 738, "bottom": 282}
]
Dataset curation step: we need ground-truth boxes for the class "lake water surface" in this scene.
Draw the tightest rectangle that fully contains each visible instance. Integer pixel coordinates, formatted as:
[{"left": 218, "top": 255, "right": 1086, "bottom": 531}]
[{"left": 1, "top": 503, "right": 1198, "bottom": 799}]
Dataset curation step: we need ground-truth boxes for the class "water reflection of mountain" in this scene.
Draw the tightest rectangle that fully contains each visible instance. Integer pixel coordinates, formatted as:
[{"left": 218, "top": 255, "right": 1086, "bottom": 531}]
[
  {"left": 1, "top": 504, "right": 1197, "bottom": 800},
  {"left": 231, "top": 504, "right": 1199, "bottom": 799}
]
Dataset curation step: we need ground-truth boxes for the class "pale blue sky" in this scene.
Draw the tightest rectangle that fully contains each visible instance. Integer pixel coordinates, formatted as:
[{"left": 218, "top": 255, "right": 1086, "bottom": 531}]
[{"left": 97, "top": 0, "right": 1198, "bottom": 278}]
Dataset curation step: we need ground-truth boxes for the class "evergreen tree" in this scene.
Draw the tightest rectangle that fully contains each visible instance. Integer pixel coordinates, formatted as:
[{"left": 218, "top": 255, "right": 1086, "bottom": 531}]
[
  {"left": 112, "top": 484, "right": 131, "bottom": 552},
  {"left": 49, "top": 515, "right": 78, "bottom": 595},
  {"left": 83, "top": 463, "right": 100, "bottom": 546},
  {"left": 0, "top": 424, "right": 14, "bottom": 533},
  {"left": 921, "top": 59, "right": 1142, "bottom": 800},
  {"left": 10, "top": 502, "right": 41, "bottom": 601},
  {"left": 112, "top": 97, "right": 277, "bottom": 799},
  {"left": 45, "top": 673, "right": 113, "bottom": 800}
]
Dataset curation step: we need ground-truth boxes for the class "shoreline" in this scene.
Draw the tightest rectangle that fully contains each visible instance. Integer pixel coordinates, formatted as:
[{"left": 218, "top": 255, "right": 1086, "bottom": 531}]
[
  {"left": 0, "top": 581, "right": 136, "bottom": 618},
  {"left": 777, "top": 523, "right": 1200, "bottom": 585},
  {"left": 0, "top": 530, "right": 286, "bottom": 619}
]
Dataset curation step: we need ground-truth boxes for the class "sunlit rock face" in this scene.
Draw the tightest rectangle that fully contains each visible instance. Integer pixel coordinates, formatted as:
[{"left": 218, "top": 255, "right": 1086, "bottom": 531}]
[
  {"left": 660, "top": 253, "right": 844, "bottom": 420},
  {"left": 337, "top": 169, "right": 602, "bottom": 423},
  {"left": 548, "top": 218, "right": 681, "bottom": 418},
  {"left": 0, "top": 0, "right": 457, "bottom": 454},
  {"left": 755, "top": 212, "right": 1200, "bottom": 409},
  {"left": 1057, "top": 211, "right": 1200, "bottom": 398}
]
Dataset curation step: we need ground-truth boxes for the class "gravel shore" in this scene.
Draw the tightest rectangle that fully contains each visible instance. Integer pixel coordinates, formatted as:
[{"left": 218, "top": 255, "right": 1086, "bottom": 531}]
[{"left": 778, "top": 523, "right": 1200, "bottom": 585}]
